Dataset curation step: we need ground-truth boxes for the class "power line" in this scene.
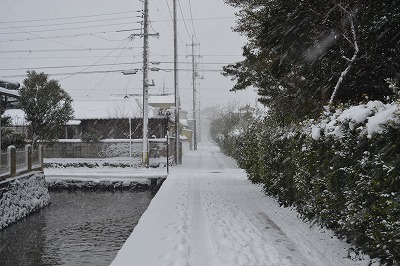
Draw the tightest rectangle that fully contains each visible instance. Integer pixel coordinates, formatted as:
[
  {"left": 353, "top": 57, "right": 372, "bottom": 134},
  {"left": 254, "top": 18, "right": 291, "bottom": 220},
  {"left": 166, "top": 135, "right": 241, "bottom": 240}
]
[
  {"left": 0, "top": 16, "right": 141, "bottom": 30},
  {"left": 0, "top": 22, "right": 86, "bottom": 49},
  {"left": 68, "top": 87, "right": 234, "bottom": 91},
  {"left": 0, "top": 62, "right": 141, "bottom": 71},
  {"left": 150, "top": 16, "right": 236, "bottom": 23},
  {"left": 59, "top": 38, "right": 131, "bottom": 80},
  {"left": 0, "top": 68, "right": 223, "bottom": 78},
  {"left": 86, "top": 37, "right": 132, "bottom": 96},
  {"left": 148, "top": 0, "right": 185, "bottom": 44},
  {"left": 0, "top": 61, "right": 233, "bottom": 71},
  {"left": 1, "top": 70, "right": 126, "bottom": 78},
  {"left": 187, "top": 0, "right": 199, "bottom": 43},
  {"left": 0, "top": 31, "right": 136, "bottom": 43},
  {"left": 0, "top": 54, "right": 240, "bottom": 59},
  {"left": 177, "top": 0, "right": 192, "bottom": 39},
  {"left": 0, "top": 10, "right": 140, "bottom": 24},
  {"left": 0, "top": 47, "right": 141, "bottom": 53},
  {"left": 0, "top": 21, "right": 142, "bottom": 35}
]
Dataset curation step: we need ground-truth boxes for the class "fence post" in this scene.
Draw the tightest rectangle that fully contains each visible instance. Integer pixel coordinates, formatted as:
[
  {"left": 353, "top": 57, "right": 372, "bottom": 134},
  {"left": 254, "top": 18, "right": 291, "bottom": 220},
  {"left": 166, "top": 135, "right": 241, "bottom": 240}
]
[
  {"left": 38, "top": 145, "right": 44, "bottom": 170},
  {"left": 166, "top": 136, "right": 169, "bottom": 174},
  {"left": 7, "top": 145, "right": 16, "bottom": 177},
  {"left": 25, "top": 144, "right": 32, "bottom": 171}
]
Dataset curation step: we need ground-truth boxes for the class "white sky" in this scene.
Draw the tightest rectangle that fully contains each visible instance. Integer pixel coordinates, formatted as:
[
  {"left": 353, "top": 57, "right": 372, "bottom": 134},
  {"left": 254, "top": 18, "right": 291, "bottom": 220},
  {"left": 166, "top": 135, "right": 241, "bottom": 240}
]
[{"left": 0, "top": 0, "right": 258, "bottom": 116}]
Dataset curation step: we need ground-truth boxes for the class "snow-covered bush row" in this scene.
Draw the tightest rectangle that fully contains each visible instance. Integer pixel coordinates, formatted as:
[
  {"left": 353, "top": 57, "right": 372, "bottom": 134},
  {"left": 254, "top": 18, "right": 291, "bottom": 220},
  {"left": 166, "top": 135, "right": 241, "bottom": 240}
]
[
  {"left": 46, "top": 180, "right": 149, "bottom": 190},
  {"left": 213, "top": 101, "right": 400, "bottom": 265},
  {"left": 44, "top": 162, "right": 133, "bottom": 168},
  {"left": 309, "top": 101, "right": 399, "bottom": 140},
  {"left": 0, "top": 173, "right": 50, "bottom": 230}
]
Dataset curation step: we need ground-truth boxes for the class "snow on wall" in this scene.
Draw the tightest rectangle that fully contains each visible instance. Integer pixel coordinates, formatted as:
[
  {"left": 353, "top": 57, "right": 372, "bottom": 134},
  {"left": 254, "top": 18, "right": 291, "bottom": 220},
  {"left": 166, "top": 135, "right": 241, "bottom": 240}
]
[{"left": 0, "top": 173, "right": 50, "bottom": 230}]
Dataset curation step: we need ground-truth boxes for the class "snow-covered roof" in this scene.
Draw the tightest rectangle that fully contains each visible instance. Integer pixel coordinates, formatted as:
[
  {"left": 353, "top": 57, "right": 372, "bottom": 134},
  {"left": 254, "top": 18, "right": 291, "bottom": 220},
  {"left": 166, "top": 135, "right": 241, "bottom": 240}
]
[
  {"left": 180, "top": 119, "right": 190, "bottom": 128},
  {"left": 72, "top": 98, "right": 154, "bottom": 120},
  {"left": 0, "top": 87, "right": 20, "bottom": 98},
  {"left": 2, "top": 109, "right": 27, "bottom": 125},
  {"left": 148, "top": 94, "right": 175, "bottom": 105},
  {"left": 0, "top": 78, "right": 20, "bottom": 90},
  {"left": 66, "top": 120, "right": 81, "bottom": 126}
]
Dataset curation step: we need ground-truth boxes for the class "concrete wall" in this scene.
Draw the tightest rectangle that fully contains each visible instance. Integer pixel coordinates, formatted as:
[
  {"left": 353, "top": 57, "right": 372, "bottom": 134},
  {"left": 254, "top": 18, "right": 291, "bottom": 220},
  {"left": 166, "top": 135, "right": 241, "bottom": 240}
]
[
  {"left": 44, "top": 140, "right": 170, "bottom": 159},
  {"left": 0, "top": 173, "right": 50, "bottom": 230}
]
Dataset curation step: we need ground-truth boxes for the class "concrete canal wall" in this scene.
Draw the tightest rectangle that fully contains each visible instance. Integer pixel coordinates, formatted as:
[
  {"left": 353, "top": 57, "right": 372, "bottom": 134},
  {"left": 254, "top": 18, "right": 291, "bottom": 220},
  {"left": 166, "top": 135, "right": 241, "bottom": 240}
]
[{"left": 0, "top": 172, "right": 50, "bottom": 230}]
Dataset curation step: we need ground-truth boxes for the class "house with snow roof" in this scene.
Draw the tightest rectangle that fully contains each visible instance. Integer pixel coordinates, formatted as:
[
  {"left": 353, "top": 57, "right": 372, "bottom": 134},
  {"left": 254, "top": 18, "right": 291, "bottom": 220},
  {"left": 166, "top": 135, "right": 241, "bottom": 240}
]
[
  {"left": 0, "top": 78, "right": 20, "bottom": 111},
  {"left": 67, "top": 93, "right": 193, "bottom": 140},
  {"left": 68, "top": 94, "right": 171, "bottom": 140},
  {"left": 1, "top": 90, "right": 193, "bottom": 152}
]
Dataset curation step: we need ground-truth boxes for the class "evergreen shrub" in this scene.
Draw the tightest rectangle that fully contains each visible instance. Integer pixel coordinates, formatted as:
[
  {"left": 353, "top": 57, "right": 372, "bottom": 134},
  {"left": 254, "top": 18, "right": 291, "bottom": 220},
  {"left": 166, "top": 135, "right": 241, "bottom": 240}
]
[{"left": 214, "top": 103, "right": 400, "bottom": 264}]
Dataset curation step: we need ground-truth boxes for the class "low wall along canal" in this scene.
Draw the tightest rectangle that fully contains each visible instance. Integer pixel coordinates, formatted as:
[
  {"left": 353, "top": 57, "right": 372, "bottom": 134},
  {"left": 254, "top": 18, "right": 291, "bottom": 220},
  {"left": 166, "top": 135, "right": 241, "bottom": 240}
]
[
  {"left": 0, "top": 173, "right": 50, "bottom": 230},
  {"left": 0, "top": 189, "right": 154, "bottom": 266},
  {"left": 0, "top": 144, "right": 163, "bottom": 265}
]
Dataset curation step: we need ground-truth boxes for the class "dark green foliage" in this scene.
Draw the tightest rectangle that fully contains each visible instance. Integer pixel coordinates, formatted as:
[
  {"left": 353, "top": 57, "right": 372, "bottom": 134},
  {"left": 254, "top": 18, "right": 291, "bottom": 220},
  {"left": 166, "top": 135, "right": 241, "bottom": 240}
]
[
  {"left": 1, "top": 116, "right": 12, "bottom": 127},
  {"left": 1, "top": 117, "right": 25, "bottom": 150},
  {"left": 19, "top": 71, "right": 74, "bottom": 146},
  {"left": 1, "top": 129, "right": 25, "bottom": 150},
  {"left": 223, "top": 0, "right": 400, "bottom": 122},
  {"left": 82, "top": 128, "right": 103, "bottom": 143},
  {"left": 213, "top": 106, "right": 400, "bottom": 264}
]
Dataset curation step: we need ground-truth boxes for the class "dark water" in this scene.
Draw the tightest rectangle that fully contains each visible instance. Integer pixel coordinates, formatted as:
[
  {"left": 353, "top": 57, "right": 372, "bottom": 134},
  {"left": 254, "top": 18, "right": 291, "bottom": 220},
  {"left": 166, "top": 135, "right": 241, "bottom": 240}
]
[{"left": 0, "top": 190, "right": 154, "bottom": 266}]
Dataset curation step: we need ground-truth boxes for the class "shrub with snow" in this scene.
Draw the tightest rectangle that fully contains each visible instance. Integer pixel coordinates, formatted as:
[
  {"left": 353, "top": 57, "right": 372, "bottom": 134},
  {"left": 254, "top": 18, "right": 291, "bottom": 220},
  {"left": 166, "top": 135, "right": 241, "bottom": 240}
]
[{"left": 214, "top": 101, "right": 400, "bottom": 264}]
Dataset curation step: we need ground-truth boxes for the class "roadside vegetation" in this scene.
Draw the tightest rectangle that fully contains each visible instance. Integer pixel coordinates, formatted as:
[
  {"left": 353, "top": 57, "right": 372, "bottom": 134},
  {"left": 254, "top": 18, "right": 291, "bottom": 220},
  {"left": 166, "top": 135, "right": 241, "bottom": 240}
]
[
  {"left": 19, "top": 71, "right": 74, "bottom": 146},
  {"left": 213, "top": 0, "right": 400, "bottom": 264}
]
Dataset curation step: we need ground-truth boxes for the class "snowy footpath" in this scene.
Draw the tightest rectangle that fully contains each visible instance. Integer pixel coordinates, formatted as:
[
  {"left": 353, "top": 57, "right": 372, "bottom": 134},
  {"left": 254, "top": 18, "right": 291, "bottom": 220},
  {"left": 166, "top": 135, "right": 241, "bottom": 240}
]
[{"left": 110, "top": 142, "right": 372, "bottom": 266}]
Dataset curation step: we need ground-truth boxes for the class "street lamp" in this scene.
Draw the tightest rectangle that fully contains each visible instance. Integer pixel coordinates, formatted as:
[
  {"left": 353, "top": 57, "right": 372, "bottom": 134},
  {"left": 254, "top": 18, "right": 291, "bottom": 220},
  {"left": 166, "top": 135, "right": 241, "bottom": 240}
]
[{"left": 121, "top": 70, "right": 138, "bottom": 167}]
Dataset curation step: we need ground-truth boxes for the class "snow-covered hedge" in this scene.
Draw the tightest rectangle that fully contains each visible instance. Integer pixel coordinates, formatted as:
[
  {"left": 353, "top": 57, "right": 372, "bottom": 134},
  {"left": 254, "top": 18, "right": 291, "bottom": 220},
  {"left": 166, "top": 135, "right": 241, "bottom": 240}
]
[
  {"left": 0, "top": 173, "right": 50, "bottom": 230},
  {"left": 216, "top": 101, "right": 400, "bottom": 264}
]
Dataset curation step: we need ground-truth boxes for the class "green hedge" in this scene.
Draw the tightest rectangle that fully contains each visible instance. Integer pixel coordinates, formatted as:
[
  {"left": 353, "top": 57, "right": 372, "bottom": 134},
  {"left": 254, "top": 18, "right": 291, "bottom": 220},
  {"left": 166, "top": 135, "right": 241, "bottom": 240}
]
[{"left": 215, "top": 108, "right": 400, "bottom": 264}]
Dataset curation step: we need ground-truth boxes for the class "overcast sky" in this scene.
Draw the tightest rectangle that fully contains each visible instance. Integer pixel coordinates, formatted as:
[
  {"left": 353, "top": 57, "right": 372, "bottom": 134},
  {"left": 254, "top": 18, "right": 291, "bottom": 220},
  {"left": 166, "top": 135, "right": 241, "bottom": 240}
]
[{"left": 0, "top": 0, "right": 258, "bottom": 115}]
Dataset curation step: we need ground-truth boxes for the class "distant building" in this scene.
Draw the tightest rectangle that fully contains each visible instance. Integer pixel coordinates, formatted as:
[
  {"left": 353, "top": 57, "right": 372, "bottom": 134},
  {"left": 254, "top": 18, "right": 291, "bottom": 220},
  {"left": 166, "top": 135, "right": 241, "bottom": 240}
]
[
  {"left": 0, "top": 78, "right": 20, "bottom": 111},
  {"left": 1, "top": 91, "right": 193, "bottom": 149}
]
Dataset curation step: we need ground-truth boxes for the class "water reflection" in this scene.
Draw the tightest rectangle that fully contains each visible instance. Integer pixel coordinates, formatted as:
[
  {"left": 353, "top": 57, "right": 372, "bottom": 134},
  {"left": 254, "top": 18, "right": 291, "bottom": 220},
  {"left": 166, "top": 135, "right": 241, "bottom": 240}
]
[{"left": 0, "top": 190, "right": 153, "bottom": 266}]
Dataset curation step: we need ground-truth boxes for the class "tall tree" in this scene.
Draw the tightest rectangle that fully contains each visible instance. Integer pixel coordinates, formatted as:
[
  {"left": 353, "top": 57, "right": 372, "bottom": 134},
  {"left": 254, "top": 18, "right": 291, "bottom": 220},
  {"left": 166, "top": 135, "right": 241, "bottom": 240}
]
[
  {"left": 223, "top": 0, "right": 400, "bottom": 123},
  {"left": 19, "top": 71, "right": 74, "bottom": 145}
]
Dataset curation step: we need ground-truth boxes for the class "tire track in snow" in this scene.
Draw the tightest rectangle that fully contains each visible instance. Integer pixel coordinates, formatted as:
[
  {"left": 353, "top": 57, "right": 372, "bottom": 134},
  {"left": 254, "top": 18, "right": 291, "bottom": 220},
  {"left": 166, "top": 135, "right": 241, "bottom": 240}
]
[{"left": 188, "top": 175, "right": 218, "bottom": 265}]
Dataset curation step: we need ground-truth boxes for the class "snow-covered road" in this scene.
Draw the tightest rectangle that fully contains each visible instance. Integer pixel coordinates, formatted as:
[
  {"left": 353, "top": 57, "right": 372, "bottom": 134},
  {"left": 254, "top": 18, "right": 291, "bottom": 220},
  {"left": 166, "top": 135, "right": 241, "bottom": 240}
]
[{"left": 110, "top": 142, "right": 371, "bottom": 266}]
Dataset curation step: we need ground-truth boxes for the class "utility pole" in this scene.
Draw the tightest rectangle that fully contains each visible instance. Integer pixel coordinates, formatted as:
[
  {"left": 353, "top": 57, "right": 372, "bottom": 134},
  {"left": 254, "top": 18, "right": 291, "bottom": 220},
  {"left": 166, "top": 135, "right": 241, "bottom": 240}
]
[
  {"left": 198, "top": 96, "right": 201, "bottom": 143},
  {"left": 187, "top": 36, "right": 199, "bottom": 150},
  {"left": 142, "top": 0, "right": 150, "bottom": 166},
  {"left": 130, "top": 0, "right": 158, "bottom": 166},
  {"left": 173, "top": 0, "right": 181, "bottom": 164}
]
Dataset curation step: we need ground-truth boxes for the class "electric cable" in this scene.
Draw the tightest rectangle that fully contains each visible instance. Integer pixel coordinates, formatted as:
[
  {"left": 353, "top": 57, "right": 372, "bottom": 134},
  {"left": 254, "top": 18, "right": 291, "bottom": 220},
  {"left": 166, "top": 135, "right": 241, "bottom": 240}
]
[{"left": 0, "top": 10, "right": 141, "bottom": 24}]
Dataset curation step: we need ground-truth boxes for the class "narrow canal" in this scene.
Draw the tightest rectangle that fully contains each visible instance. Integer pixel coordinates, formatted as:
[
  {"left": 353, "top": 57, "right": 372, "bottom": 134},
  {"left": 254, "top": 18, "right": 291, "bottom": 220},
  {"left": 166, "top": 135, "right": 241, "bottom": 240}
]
[{"left": 0, "top": 189, "right": 154, "bottom": 266}]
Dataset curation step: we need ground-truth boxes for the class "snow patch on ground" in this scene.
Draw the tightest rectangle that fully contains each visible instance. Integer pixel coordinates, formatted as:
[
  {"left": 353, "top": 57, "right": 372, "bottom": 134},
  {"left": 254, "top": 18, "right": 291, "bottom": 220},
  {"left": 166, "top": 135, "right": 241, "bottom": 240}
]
[
  {"left": 44, "top": 157, "right": 168, "bottom": 189},
  {"left": 110, "top": 143, "right": 375, "bottom": 266}
]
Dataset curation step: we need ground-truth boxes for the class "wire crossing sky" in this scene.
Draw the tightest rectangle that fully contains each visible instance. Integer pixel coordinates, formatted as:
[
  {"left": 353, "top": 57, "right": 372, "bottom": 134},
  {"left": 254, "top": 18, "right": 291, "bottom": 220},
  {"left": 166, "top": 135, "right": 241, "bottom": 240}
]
[{"left": 0, "top": 0, "right": 258, "bottom": 112}]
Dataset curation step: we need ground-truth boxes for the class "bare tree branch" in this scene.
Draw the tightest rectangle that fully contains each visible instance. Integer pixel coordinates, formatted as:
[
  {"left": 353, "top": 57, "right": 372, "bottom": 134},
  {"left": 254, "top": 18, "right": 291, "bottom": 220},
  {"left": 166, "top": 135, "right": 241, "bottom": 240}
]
[{"left": 329, "top": 4, "right": 359, "bottom": 104}]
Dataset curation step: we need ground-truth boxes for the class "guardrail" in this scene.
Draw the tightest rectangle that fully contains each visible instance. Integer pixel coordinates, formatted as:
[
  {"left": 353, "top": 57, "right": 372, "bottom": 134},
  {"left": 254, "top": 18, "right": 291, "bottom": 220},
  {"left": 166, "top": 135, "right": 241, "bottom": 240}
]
[{"left": 0, "top": 145, "right": 43, "bottom": 181}]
